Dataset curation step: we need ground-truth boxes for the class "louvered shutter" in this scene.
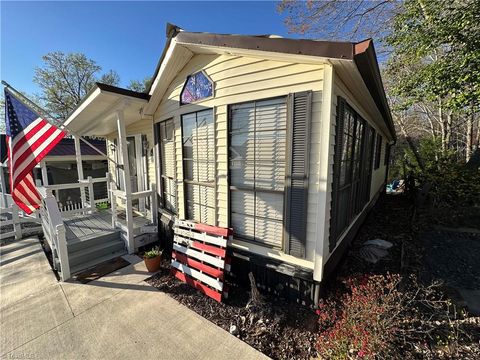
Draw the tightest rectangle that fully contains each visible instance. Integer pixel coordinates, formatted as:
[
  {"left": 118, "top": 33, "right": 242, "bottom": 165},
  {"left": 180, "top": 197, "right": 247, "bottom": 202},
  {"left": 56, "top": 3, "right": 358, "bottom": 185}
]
[
  {"left": 329, "top": 96, "right": 346, "bottom": 252},
  {"left": 285, "top": 91, "right": 312, "bottom": 258}
]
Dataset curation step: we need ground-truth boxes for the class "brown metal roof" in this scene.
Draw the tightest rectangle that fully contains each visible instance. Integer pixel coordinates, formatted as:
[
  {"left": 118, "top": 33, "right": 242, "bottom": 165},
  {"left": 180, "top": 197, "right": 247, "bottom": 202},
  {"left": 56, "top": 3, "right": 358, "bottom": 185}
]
[{"left": 148, "top": 24, "right": 395, "bottom": 140}]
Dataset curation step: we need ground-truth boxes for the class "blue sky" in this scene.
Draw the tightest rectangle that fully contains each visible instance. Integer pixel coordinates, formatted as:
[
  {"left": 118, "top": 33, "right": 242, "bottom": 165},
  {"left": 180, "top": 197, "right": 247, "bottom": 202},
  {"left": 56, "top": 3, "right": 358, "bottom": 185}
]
[{"left": 1, "top": 1, "right": 298, "bottom": 96}]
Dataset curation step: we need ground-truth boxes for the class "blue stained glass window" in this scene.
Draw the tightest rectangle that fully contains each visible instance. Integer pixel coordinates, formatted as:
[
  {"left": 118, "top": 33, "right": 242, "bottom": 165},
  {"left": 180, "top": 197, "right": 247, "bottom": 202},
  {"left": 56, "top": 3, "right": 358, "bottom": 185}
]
[{"left": 180, "top": 71, "right": 213, "bottom": 104}]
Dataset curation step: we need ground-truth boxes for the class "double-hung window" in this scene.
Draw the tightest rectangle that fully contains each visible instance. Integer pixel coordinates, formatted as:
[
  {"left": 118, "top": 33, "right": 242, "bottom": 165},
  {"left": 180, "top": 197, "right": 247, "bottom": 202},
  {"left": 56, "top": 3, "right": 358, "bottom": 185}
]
[
  {"left": 229, "top": 97, "right": 287, "bottom": 248},
  {"left": 158, "top": 119, "right": 177, "bottom": 213},
  {"left": 182, "top": 109, "right": 215, "bottom": 224}
]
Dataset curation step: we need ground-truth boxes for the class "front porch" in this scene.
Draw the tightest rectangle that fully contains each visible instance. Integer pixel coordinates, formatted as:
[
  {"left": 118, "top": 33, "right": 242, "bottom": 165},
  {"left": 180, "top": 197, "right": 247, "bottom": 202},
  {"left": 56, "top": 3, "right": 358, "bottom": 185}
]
[{"left": 38, "top": 84, "right": 158, "bottom": 281}]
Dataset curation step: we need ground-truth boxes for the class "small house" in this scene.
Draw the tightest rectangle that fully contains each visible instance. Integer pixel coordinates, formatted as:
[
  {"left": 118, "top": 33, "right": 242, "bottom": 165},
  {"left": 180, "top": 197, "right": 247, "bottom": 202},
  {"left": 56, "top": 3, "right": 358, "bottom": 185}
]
[{"left": 61, "top": 24, "right": 395, "bottom": 304}]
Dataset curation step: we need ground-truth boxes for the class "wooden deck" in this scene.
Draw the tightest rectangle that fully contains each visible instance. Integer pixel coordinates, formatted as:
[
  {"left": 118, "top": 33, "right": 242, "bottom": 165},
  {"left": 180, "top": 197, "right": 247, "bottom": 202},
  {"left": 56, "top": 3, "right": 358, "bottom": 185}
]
[
  {"left": 63, "top": 210, "right": 152, "bottom": 242},
  {"left": 64, "top": 211, "right": 114, "bottom": 242}
]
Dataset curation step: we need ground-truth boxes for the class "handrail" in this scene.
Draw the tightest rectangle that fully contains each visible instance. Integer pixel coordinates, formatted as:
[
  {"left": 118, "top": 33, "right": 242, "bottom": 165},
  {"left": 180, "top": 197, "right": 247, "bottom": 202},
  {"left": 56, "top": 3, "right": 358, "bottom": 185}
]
[
  {"left": 131, "top": 189, "right": 154, "bottom": 200},
  {"left": 38, "top": 187, "right": 71, "bottom": 280}
]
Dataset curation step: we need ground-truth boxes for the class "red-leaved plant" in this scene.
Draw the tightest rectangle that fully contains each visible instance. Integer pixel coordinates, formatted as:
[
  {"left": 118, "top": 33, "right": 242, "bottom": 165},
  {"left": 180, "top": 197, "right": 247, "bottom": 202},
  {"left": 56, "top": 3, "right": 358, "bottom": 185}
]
[{"left": 316, "top": 274, "right": 402, "bottom": 359}]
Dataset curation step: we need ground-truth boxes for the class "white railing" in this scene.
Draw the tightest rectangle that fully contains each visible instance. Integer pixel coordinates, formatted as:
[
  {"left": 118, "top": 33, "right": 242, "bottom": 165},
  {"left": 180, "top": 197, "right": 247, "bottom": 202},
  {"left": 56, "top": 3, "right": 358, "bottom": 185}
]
[
  {"left": 45, "top": 175, "right": 109, "bottom": 215},
  {"left": 0, "top": 202, "right": 42, "bottom": 241},
  {"left": 38, "top": 187, "right": 70, "bottom": 281},
  {"left": 109, "top": 178, "right": 157, "bottom": 254}
]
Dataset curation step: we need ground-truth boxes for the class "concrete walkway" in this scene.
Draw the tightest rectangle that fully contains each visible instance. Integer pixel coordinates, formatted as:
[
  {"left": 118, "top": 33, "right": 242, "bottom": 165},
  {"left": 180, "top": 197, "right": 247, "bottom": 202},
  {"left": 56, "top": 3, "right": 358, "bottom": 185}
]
[{"left": 0, "top": 237, "right": 267, "bottom": 360}]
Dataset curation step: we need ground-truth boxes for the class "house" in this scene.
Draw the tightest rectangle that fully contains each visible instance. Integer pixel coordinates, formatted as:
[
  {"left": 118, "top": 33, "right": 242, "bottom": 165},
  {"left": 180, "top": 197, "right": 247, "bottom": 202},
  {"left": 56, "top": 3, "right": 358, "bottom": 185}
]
[
  {"left": 0, "top": 135, "right": 107, "bottom": 208},
  {"left": 59, "top": 24, "right": 395, "bottom": 304}
]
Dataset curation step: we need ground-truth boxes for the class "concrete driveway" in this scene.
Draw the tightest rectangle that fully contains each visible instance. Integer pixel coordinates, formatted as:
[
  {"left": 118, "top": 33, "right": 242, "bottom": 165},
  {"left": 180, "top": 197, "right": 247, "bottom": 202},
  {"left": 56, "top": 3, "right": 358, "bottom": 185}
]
[{"left": 0, "top": 237, "right": 267, "bottom": 360}]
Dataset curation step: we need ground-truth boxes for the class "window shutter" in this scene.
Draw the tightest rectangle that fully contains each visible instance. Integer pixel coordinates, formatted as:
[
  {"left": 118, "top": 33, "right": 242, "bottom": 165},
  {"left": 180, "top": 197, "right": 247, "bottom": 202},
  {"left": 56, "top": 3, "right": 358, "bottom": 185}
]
[
  {"left": 329, "top": 96, "right": 346, "bottom": 252},
  {"left": 285, "top": 91, "right": 312, "bottom": 258}
]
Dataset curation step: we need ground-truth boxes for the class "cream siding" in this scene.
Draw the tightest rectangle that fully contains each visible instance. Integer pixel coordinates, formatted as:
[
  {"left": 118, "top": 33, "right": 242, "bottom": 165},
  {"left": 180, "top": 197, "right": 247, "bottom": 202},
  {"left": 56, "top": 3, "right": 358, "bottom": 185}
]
[
  {"left": 153, "top": 54, "right": 325, "bottom": 267},
  {"left": 320, "top": 71, "right": 388, "bottom": 268}
]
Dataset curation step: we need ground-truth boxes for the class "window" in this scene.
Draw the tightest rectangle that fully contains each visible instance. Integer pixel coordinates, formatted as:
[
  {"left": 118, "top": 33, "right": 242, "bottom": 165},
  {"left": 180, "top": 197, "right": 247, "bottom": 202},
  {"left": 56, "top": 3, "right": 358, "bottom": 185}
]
[
  {"left": 159, "top": 119, "right": 177, "bottom": 213},
  {"left": 229, "top": 97, "right": 287, "bottom": 247},
  {"left": 180, "top": 71, "right": 213, "bottom": 105},
  {"left": 330, "top": 98, "right": 375, "bottom": 250},
  {"left": 384, "top": 143, "right": 391, "bottom": 166},
  {"left": 374, "top": 133, "right": 382, "bottom": 169},
  {"left": 182, "top": 109, "right": 215, "bottom": 224}
]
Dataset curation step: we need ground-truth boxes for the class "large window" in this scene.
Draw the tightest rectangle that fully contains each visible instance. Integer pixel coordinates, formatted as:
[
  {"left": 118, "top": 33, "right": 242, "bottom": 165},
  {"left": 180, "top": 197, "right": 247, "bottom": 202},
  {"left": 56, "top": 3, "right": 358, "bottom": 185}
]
[
  {"left": 159, "top": 119, "right": 177, "bottom": 213},
  {"left": 330, "top": 98, "right": 375, "bottom": 250},
  {"left": 182, "top": 109, "right": 215, "bottom": 224},
  {"left": 229, "top": 97, "right": 287, "bottom": 248}
]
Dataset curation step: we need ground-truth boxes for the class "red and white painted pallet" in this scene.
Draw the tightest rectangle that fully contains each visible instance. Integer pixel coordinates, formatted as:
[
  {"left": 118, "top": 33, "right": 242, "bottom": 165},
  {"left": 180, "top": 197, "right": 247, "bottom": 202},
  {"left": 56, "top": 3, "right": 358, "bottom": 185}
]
[{"left": 171, "top": 219, "right": 232, "bottom": 302}]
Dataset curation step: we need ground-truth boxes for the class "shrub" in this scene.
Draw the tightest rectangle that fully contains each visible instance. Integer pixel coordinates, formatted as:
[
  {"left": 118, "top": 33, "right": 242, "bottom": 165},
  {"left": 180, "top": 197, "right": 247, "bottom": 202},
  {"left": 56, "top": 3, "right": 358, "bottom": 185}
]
[{"left": 316, "top": 274, "right": 402, "bottom": 359}]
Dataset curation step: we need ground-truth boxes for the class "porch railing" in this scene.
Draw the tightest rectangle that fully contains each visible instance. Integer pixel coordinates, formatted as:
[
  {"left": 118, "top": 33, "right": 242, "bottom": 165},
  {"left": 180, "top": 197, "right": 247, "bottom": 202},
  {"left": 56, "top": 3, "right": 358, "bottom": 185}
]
[
  {"left": 46, "top": 176, "right": 109, "bottom": 215},
  {"left": 0, "top": 200, "right": 42, "bottom": 241},
  {"left": 38, "top": 187, "right": 70, "bottom": 281}
]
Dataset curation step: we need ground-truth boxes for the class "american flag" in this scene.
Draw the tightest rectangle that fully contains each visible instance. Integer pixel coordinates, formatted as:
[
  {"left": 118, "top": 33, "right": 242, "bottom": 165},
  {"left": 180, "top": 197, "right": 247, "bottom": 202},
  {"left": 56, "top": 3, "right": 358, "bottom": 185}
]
[{"left": 4, "top": 89, "right": 65, "bottom": 214}]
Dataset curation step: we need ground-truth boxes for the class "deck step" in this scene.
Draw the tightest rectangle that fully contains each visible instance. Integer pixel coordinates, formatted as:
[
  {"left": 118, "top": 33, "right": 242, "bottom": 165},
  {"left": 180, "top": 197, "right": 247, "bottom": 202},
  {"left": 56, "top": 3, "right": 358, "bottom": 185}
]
[
  {"left": 67, "top": 231, "right": 120, "bottom": 253},
  {"left": 68, "top": 239, "right": 126, "bottom": 268},
  {"left": 69, "top": 250, "right": 127, "bottom": 275}
]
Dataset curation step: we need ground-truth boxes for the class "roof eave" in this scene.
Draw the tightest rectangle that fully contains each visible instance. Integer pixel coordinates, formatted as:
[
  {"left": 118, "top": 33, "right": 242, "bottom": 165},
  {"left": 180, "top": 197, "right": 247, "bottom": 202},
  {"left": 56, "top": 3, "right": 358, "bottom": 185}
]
[{"left": 353, "top": 40, "right": 396, "bottom": 141}]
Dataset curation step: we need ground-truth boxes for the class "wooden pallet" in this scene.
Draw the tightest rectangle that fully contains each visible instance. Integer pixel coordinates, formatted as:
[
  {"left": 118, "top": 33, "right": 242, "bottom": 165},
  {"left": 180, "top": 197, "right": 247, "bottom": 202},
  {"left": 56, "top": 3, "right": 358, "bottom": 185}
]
[{"left": 171, "top": 219, "right": 232, "bottom": 302}]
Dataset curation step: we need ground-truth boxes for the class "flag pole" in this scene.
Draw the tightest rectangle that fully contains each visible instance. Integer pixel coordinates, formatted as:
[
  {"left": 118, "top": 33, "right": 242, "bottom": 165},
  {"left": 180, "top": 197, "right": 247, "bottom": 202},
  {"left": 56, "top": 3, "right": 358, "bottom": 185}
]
[{"left": 1, "top": 80, "right": 117, "bottom": 165}]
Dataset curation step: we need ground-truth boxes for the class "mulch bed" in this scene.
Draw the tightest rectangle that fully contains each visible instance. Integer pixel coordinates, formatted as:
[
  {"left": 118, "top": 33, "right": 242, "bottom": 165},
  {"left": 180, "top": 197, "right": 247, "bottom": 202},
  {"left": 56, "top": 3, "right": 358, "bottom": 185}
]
[{"left": 147, "top": 261, "right": 318, "bottom": 360}]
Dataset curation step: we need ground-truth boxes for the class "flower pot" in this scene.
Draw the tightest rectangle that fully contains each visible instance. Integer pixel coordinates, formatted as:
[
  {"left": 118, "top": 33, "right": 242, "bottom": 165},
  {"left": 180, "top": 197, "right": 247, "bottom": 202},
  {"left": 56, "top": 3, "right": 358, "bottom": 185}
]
[{"left": 144, "top": 255, "right": 161, "bottom": 272}]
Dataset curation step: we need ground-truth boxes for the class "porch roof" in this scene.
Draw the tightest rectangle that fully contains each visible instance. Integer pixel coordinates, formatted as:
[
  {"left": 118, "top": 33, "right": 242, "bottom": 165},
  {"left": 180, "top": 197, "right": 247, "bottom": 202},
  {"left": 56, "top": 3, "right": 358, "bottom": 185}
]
[{"left": 63, "top": 83, "right": 150, "bottom": 137}]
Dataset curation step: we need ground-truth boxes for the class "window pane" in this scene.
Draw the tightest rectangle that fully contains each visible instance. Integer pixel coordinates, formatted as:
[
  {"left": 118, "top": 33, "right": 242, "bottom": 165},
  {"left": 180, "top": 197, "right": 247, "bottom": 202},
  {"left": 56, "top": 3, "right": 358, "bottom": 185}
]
[
  {"left": 255, "top": 98, "right": 287, "bottom": 131},
  {"left": 231, "top": 213, "right": 255, "bottom": 240},
  {"left": 229, "top": 97, "right": 286, "bottom": 247},
  {"left": 182, "top": 110, "right": 215, "bottom": 224},
  {"left": 230, "top": 132, "right": 254, "bottom": 161},
  {"left": 255, "top": 192, "right": 283, "bottom": 221},
  {"left": 230, "top": 160, "right": 255, "bottom": 188},
  {"left": 230, "top": 190, "right": 255, "bottom": 216},
  {"left": 255, "top": 161, "right": 285, "bottom": 191},
  {"left": 255, "top": 217, "right": 283, "bottom": 247},
  {"left": 180, "top": 71, "right": 213, "bottom": 104}
]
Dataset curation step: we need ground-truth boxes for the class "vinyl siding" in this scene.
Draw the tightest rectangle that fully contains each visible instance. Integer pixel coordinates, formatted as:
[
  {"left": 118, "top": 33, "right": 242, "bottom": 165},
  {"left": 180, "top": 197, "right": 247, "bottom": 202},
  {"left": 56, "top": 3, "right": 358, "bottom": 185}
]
[
  {"left": 321, "top": 72, "right": 388, "bottom": 267},
  {"left": 154, "top": 54, "right": 324, "bottom": 268}
]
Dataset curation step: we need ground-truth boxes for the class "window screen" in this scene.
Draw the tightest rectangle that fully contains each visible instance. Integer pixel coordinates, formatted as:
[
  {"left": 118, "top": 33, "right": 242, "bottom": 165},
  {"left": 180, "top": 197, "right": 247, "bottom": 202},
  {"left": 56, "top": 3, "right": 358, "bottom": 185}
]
[
  {"left": 374, "top": 133, "right": 382, "bottom": 169},
  {"left": 330, "top": 97, "right": 376, "bottom": 251},
  {"left": 159, "top": 119, "right": 177, "bottom": 213},
  {"left": 229, "top": 97, "right": 287, "bottom": 247},
  {"left": 182, "top": 109, "right": 215, "bottom": 224}
]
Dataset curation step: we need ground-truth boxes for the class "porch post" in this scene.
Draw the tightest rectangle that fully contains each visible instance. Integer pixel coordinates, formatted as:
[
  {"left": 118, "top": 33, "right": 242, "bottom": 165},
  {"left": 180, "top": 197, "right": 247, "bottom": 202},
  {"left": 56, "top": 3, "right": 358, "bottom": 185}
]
[
  {"left": 74, "top": 136, "right": 87, "bottom": 208},
  {"left": 0, "top": 165, "right": 8, "bottom": 208},
  {"left": 116, "top": 108, "right": 135, "bottom": 254},
  {"left": 40, "top": 161, "right": 49, "bottom": 186}
]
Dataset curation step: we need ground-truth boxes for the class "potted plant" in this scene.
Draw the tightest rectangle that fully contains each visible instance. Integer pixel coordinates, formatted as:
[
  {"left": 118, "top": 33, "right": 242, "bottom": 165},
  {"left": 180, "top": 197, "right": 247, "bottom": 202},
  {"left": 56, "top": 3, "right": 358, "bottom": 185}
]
[{"left": 143, "top": 247, "right": 162, "bottom": 272}]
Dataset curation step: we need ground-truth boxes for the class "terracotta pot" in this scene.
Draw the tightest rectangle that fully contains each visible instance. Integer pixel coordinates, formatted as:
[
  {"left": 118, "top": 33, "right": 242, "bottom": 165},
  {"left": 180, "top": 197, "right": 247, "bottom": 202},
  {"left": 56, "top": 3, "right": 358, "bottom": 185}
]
[{"left": 144, "top": 255, "right": 161, "bottom": 272}]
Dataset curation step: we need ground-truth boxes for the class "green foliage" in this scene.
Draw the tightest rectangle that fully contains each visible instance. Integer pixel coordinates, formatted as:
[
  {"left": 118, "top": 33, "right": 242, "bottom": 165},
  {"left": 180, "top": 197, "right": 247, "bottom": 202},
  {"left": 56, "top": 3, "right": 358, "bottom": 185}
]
[
  {"left": 395, "top": 137, "right": 480, "bottom": 207},
  {"left": 127, "top": 77, "right": 152, "bottom": 93},
  {"left": 386, "top": 0, "right": 480, "bottom": 112},
  {"left": 34, "top": 52, "right": 120, "bottom": 120},
  {"left": 144, "top": 247, "right": 162, "bottom": 259}
]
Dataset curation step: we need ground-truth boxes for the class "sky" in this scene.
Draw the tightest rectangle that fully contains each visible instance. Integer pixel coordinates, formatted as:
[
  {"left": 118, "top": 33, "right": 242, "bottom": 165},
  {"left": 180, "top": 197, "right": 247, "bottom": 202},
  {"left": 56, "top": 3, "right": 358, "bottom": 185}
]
[{"left": 1, "top": 1, "right": 299, "bottom": 96}]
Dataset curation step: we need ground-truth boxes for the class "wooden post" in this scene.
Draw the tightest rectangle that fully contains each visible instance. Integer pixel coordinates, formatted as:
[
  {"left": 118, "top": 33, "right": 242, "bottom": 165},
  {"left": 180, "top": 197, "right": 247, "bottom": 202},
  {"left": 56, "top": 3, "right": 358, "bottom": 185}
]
[
  {"left": 150, "top": 183, "right": 158, "bottom": 225},
  {"left": 74, "top": 136, "right": 87, "bottom": 207},
  {"left": 12, "top": 204, "right": 22, "bottom": 240},
  {"left": 0, "top": 165, "right": 8, "bottom": 208},
  {"left": 56, "top": 224, "right": 71, "bottom": 281},
  {"left": 87, "top": 176, "right": 94, "bottom": 213},
  {"left": 40, "top": 161, "right": 49, "bottom": 186},
  {"left": 116, "top": 108, "right": 134, "bottom": 254}
]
